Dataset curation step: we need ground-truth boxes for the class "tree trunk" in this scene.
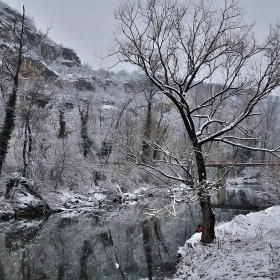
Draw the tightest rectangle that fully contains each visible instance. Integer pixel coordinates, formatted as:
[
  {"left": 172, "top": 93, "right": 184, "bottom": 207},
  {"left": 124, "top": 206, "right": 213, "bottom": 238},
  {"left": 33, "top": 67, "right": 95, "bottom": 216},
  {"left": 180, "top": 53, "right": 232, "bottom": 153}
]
[
  {"left": 23, "top": 122, "right": 32, "bottom": 177},
  {"left": 79, "top": 105, "right": 92, "bottom": 158},
  {"left": 0, "top": 7, "right": 25, "bottom": 175},
  {"left": 195, "top": 145, "right": 215, "bottom": 244},
  {"left": 0, "top": 91, "right": 17, "bottom": 175},
  {"left": 199, "top": 189, "right": 215, "bottom": 244},
  {"left": 142, "top": 100, "right": 152, "bottom": 163}
]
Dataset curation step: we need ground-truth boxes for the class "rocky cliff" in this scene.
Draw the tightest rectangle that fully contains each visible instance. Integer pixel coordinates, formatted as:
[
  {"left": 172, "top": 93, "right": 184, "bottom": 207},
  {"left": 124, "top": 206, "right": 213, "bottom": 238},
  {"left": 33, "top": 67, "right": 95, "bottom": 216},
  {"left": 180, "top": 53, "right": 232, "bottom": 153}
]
[
  {"left": 0, "top": 2, "right": 141, "bottom": 100},
  {"left": 37, "top": 41, "right": 81, "bottom": 65},
  {"left": 0, "top": 2, "right": 81, "bottom": 80}
]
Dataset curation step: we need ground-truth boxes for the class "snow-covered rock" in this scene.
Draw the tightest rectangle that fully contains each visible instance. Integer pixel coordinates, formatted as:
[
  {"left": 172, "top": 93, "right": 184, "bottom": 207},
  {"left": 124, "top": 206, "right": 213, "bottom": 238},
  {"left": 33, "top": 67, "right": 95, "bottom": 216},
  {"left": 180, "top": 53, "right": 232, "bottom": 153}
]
[{"left": 0, "top": 173, "right": 50, "bottom": 220}]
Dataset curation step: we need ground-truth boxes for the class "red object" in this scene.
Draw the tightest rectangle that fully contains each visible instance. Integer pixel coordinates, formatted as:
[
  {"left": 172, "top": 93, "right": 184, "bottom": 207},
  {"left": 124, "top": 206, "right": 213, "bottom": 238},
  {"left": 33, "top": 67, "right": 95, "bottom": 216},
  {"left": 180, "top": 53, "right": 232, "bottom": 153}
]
[{"left": 196, "top": 225, "right": 203, "bottom": 233}]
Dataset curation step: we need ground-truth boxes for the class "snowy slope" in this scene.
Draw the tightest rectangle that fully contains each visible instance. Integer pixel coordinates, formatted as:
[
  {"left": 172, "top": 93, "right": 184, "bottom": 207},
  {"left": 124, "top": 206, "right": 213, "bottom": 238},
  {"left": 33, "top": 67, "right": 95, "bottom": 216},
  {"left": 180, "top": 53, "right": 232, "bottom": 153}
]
[{"left": 169, "top": 206, "right": 280, "bottom": 279}]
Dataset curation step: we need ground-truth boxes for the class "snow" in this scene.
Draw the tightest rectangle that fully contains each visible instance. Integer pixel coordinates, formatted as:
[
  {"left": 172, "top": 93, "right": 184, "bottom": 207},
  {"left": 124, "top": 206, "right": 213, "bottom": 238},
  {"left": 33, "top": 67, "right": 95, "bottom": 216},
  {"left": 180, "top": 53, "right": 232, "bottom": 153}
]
[
  {"left": 185, "top": 232, "right": 202, "bottom": 248},
  {"left": 169, "top": 206, "right": 280, "bottom": 279},
  {"left": 0, "top": 185, "right": 43, "bottom": 218},
  {"left": 94, "top": 193, "right": 106, "bottom": 201},
  {"left": 101, "top": 104, "right": 117, "bottom": 110}
]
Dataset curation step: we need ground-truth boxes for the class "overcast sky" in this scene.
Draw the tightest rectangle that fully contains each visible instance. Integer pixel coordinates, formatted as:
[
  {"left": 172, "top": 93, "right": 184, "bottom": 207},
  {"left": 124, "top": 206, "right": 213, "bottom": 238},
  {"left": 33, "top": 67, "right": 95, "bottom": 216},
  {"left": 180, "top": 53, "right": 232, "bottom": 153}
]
[{"left": 5, "top": 0, "right": 280, "bottom": 72}]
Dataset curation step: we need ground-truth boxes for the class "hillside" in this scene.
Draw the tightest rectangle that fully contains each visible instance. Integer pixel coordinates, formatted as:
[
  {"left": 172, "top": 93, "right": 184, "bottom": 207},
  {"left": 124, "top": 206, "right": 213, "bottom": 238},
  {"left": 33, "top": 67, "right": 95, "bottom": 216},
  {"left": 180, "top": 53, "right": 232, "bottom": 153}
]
[
  {"left": 0, "top": 1, "right": 187, "bottom": 218},
  {"left": 169, "top": 206, "right": 280, "bottom": 279},
  {"left": 0, "top": 2, "right": 280, "bottom": 220}
]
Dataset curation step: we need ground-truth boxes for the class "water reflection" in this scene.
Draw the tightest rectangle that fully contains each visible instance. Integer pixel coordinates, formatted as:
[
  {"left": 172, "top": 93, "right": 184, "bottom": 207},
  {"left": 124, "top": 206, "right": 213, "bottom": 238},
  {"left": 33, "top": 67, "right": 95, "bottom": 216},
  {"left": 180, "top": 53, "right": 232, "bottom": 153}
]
[
  {"left": 211, "top": 184, "right": 261, "bottom": 207},
  {"left": 211, "top": 184, "right": 262, "bottom": 223},
  {"left": 0, "top": 184, "right": 262, "bottom": 279},
  {"left": 0, "top": 203, "right": 201, "bottom": 280}
]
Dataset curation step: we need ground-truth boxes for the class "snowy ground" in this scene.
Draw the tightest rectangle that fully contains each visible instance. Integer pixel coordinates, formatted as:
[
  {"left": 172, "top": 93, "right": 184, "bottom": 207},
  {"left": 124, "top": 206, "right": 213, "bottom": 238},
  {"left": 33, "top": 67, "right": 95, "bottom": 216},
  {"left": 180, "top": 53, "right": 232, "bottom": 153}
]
[{"left": 169, "top": 206, "right": 280, "bottom": 279}]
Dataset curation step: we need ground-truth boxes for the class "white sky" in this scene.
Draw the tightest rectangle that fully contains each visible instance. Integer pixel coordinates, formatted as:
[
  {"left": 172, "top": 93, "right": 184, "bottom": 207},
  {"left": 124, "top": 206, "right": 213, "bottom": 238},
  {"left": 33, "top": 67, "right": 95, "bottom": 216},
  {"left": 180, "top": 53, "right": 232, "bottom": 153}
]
[{"left": 4, "top": 0, "right": 280, "bottom": 72}]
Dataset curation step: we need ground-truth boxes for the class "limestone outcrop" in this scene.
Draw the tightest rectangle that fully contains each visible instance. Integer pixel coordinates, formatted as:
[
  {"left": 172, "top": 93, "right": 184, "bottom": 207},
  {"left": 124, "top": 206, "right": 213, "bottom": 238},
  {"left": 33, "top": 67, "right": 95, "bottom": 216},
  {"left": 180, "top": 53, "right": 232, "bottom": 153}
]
[
  {"left": 22, "top": 57, "right": 58, "bottom": 78},
  {"left": 37, "top": 41, "right": 81, "bottom": 65}
]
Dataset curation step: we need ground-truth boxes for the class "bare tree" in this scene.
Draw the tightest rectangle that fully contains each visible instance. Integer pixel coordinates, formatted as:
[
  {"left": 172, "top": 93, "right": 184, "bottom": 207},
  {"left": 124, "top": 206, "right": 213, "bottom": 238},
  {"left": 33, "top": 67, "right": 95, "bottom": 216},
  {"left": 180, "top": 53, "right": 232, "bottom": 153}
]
[
  {"left": 78, "top": 102, "right": 93, "bottom": 157},
  {"left": 0, "top": 6, "right": 47, "bottom": 174},
  {"left": 114, "top": 0, "right": 280, "bottom": 243},
  {"left": 20, "top": 81, "right": 44, "bottom": 177}
]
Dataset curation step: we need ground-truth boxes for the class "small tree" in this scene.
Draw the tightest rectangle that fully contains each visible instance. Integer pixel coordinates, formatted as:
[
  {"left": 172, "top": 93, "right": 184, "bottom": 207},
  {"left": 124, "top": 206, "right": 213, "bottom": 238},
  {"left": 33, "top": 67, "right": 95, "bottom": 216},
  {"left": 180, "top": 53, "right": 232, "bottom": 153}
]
[
  {"left": 114, "top": 0, "right": 280, "bottom": 243},
  {"left": 21, "top": 81, "right": 44, "bottom": 177},
  {"left": 98, "top": 140, "right": 113, "bottom": 160},
  {"left": 140, "top": 88, "right": 171, "bottom": 165},
  {"left": 78, "top": 102, "right": 93, "bottom": 157},
  {"left": 58, "top": 107, "right": 68, "bottom": 139}
]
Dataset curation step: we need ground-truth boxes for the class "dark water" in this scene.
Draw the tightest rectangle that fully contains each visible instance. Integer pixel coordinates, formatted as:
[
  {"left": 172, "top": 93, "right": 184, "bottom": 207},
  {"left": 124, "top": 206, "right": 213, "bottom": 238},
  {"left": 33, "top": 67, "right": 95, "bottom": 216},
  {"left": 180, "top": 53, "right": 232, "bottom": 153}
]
[
  {"left": 0, "top": 203, "right": 202, "bottom": 280},
  {"left": 0, "top": 185, "right": 262, "bottom": 280}
]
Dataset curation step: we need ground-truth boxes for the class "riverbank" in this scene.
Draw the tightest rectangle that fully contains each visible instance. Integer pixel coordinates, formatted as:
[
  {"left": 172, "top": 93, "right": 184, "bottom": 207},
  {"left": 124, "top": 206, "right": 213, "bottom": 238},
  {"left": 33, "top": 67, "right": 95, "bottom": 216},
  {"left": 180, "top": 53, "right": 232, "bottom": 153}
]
[{"left": 169, "top": 205, "right": 280, "bottom": 279}]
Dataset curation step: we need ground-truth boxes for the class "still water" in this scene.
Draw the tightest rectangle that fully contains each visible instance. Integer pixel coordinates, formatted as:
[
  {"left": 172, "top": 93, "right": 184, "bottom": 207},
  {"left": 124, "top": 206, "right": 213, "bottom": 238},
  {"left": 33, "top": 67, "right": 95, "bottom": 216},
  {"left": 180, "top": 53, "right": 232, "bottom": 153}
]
[
  {"left": 0, "top": 202, "right": 201, "bottom": 280},
  {"left": 0, "top": 184, "right": 261, "bottom": 279}
]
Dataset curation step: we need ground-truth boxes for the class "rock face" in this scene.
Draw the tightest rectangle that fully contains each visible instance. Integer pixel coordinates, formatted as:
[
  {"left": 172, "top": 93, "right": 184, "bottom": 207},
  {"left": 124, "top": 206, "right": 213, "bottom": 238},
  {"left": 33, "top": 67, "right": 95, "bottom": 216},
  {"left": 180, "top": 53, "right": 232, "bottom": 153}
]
[
  {"left": 0, "top": 4, "right": 83, "bottom": 85},
  {"left": 37, "top": 42, "right": 57, "bottom": 61},
  {"left": 59, "top": 47, "right": 81, "bottom": 64},
  {"left": 75, "top": 77, "right": 95, "bottom": 91},
  {"left": 0, "top": 203, "right": 201, "bottom": 279},
  {"left": 22, "top": 57, "right": 58, "bottom": 78},
  {"left": 37, "top": 41, "right": 81, "bottom": 65}
]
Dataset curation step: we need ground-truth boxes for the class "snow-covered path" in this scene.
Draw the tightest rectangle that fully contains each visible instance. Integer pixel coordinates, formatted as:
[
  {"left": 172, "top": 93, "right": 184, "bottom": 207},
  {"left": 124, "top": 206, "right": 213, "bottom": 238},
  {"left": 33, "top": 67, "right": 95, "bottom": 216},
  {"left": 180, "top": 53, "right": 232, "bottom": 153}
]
[{"left": 169, "top": 206, "right": 280, "bottom": 279}]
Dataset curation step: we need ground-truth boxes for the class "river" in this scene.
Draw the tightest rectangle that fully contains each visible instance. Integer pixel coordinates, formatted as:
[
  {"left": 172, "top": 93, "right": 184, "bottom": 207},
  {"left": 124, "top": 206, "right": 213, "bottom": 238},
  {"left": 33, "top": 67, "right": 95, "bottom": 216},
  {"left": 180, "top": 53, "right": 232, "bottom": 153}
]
[{"left": 0, "top": 184, "right": 261, "bottom": 280}]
